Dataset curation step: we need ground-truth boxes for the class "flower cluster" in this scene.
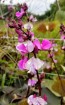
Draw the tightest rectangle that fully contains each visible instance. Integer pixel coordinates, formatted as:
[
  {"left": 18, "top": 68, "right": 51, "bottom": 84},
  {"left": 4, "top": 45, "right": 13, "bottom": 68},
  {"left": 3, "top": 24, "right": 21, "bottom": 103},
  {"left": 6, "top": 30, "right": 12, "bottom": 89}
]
[{"left": 8, "top": 3, "right": 55, "bottom": 105}]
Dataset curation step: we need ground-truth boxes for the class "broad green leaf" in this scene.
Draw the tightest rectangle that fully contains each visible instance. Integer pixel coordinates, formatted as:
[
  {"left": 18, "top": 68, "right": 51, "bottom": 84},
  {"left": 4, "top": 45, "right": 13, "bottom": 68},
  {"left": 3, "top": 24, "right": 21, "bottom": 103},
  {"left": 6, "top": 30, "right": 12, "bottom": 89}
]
[{"left": 1, "top": 74, "right": 6, "bottom": 88}]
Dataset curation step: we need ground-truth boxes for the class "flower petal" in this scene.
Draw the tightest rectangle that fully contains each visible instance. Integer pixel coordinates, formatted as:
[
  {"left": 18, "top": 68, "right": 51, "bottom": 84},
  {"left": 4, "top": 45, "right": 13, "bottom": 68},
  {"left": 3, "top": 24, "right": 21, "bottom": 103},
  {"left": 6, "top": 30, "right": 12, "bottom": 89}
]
[
  {"left": 26, "top": 41, "right": 34, "bottom": 52},
  {"left": 25, "top": 57, "right": 44, "bottom": 74},
  {"left": 18, "top": 57, "right": 28, "bottom": 70},
  {"left": 16, "top": 8, "right": 25, "bottom": 18},
  {"left": 16, "top": 43, "right": 28, "bottom": 54},
  {"left": 16, "top": 11, "right": 22, "bottom": 18},
  {"left": 24, "top": 22, "right": 33, "bottom": 30},
  {"left": 33, "top": 39, "right": 41, "bottom": 50},
  {"left": 28, "top": 79, "right": 37, "bottom": 86},
  {"left": 28, "top": 95, "right": 47, "bottom": 105},
  {"left": 41, "top": 39, "right": 52, "bottom": 50}
]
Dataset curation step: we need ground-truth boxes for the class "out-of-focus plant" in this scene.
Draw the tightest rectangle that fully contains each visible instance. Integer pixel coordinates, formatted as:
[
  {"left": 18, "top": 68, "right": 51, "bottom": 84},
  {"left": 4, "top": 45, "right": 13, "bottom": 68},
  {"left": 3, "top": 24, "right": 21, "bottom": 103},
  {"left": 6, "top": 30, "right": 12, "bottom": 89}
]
[{"left": 0, "top": 1, "right": 65, "bottom": 105}]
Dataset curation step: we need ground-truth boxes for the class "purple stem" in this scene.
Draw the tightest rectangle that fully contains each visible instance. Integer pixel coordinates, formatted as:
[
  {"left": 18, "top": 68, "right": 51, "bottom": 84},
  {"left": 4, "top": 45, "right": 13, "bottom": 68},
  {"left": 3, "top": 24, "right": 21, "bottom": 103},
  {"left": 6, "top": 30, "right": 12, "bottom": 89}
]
[
  {"left": 36, "top": 70, "right": 41, "bottom": 96},
  {"left": 26, "top": 53, "right": 30, "bottom": 98},
  {"left": 33, "top": 50, "right": 41, "bottom": 96}
]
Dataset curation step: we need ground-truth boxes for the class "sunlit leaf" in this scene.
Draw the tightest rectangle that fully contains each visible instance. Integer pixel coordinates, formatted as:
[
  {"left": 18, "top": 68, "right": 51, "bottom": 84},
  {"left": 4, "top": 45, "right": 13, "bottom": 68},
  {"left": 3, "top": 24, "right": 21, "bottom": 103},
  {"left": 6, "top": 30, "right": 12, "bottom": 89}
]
[
  {"left": 61, "top": 65, "right": 65, "bottom": 72},
  {"left": 18, "top": 99, "right": 28, "bottom": 105}
]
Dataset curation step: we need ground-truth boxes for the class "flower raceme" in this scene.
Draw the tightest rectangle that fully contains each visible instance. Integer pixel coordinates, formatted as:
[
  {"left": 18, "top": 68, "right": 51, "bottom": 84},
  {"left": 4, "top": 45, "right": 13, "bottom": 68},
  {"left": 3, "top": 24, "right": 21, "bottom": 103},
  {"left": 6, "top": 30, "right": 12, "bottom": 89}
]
[{"left": 7, "top": 3, "right": 52, "bottom": 104}]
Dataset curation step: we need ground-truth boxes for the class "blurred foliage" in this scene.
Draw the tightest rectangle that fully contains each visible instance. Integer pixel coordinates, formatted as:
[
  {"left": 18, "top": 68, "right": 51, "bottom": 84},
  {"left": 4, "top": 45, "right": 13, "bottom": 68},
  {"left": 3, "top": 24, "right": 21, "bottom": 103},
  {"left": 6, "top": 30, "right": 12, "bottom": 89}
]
[
  {"left": 59, "top": 0, "right": 65, "bottom": 9},
  {"left": 35, "top": 0, "right": 65, "bottom": 21},
  {"left": 55, "top": 10, "right": 65, "bottom": 22},
  {"left": 52, "top": 77, "right": 65, "bottom": 96},
  {"left": 35, "top": 1, "right": 58, "bottom": 20}
]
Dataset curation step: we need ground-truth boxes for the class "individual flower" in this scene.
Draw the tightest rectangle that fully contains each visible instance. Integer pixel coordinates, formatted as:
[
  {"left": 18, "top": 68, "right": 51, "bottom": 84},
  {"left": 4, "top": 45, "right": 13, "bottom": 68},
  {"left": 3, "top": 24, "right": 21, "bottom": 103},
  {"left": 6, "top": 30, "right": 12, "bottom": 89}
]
[
  {"left": 25, "top": 57, "right": 44, "bottom": 74},
  {"left": 41, "top": 39, "right": 52, "bottom": 50},
  {"left": 16, "top": 8, "right": 25, "bottom": 18},
  {"left": 62, "top": 40, "right": 65, "bottom": 50},
  {"left": 28, "top": 79, "right": 37, "bottom": 87},
  {"left": 16, "top": 43, "right": 28, "bottom": 54},
  {"left": 26, "top": 40, "right": 34, "bottom": 52},
  {"left": 18, "top": 57, "right": 28, "bottom": 70},
  {"left": 43, "top": 94, "right": 47, "bottom": 102},
  {"left": 8, "top": 20, "right": 18, "bottom": 29},
  {"left": 43, "top": 61, "right": 51, "bottom": 69},
  {"left": 18, "top": 34, "right": 24, "bottom": 42},
  {"left": 28, "top": 31, "right": 34, "bottom": 41},
  {"left": 16, "top": 41, "right": 34, "bottom": 54},
  {"left": 22, "top": 3, "right": 28, "bottom": 11},
  {"left": 15, "top": 29, "right": 24, "bottom": 42},
  {"left": 61, "top": 35, "right": 65, "bottom": 40},
  {"left": 29, "top": 15, "right": 37, "bottom": 22},
  {"left": 62, "top": 46, "right": 65, "bottom": 50},
  {"left": 33, "top": 39, "right": 41, "bottom": 50},
  {"left": 24, "top": 22, "right": 33, "bottom": 30},
  {"left": 39, "top": 72, "right": 45, "bottom": 81},
  {"left": 53, "top": 59, "right": 57, "bottom": 64},
  {"left": 28, "top": 95, "right": 47, "bottom": 105}
]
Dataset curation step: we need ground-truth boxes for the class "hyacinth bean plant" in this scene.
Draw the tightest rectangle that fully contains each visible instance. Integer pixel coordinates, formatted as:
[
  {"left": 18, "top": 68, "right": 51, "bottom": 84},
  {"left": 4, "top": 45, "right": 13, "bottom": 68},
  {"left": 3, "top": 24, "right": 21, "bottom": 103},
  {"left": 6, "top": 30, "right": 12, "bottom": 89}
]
[{"left": 7, "top": 3, "right": 65, "bottom": 105}]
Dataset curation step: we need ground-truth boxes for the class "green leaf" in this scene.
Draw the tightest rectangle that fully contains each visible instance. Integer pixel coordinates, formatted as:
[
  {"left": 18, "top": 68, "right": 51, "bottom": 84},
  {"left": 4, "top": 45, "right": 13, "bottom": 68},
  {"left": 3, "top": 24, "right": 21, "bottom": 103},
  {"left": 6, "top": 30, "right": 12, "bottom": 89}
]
[{"left": 1, "top": 73, "right": 6, "bottom": 88}]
